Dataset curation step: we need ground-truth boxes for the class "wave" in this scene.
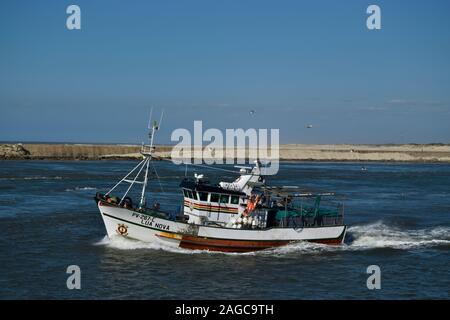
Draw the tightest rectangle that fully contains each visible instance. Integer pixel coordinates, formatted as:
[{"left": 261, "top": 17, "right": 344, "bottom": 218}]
[
  {"left": 65, "top": 186, "right": 97, "bottom": 192},
  {"left": 0, "top": 176, "right": 63, "bottom": 181},
  {"left": 268, "top": 221, "right": 450, "bottom": 255},
  {"left": 345, "top": 221, "right": 450, "bottom": 250},
  {"left": 93, "top": 222, "right": 450, "bottom": 256},
  {"left": 94, "top": 235, "right": 205, "bottom": 255}
]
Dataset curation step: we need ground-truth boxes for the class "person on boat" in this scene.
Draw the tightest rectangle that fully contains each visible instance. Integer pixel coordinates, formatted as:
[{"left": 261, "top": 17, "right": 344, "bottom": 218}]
[
  {"left": 277, "top": 196, "right": 292, "bottom": 208},
  {"left": 247, "top": 195, "right": 261, "bottom": 212},
  {"left": 121, "top": 196, "right": 133, "bottom": 209}
]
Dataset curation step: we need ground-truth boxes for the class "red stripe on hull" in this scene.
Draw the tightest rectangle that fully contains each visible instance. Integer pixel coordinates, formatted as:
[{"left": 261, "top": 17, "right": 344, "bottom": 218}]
[
  {"left": 179, "top": 231, "right": 345, "bottom": 253},
  {"left": 308, "top": 238, "right": 343, "bottom": 245},
  {"left": 180, "top": 236, "right": 290, "bottom": 252}
]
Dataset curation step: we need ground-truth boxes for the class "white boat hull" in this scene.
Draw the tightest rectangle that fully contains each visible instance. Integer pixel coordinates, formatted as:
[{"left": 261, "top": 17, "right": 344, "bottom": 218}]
[{"left": 99, "top": 201, "right": 347, "bottom": 252}]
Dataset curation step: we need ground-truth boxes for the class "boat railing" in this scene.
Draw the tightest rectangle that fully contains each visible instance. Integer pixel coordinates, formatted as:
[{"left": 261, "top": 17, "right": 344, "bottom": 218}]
[
  {"left": 278, "top": 214, "right": 344, "bottom": 228},
  {"left": 276, "top": 201, "right": 345, "bottom": 228},
  {"left": 141, "top": 145, "right": 155, "bottom": 156}
]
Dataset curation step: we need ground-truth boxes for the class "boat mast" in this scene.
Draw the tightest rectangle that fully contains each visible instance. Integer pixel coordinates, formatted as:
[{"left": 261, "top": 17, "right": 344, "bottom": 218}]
[{"left": 139, "top": 110, "right": 163, "bottom": 209}]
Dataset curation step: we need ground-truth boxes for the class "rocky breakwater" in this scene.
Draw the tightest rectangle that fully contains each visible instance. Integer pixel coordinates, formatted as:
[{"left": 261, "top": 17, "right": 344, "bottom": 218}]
[{"left": 0, "top": 144, "right": 31, "bottom": 159}]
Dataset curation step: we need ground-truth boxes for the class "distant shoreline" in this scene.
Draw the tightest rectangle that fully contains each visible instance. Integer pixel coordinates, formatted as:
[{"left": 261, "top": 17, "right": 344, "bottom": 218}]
[{"left": 1, "top": 143, "right": 450, "bottom": 162}]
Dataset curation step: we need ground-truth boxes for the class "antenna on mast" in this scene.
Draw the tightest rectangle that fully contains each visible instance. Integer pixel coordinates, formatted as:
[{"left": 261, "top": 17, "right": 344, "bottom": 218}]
[
  {"left": 148, "top": 107, "right": 154, "bottom": 130},
  {"left": 139, "top": 108, "right": 164, "bottom": 209},
  {"left": 158, "top": 109, "right": 164, "bottom": 130},
  {"left": 141, "top": 107, "right": 159, "bottom": 157}
]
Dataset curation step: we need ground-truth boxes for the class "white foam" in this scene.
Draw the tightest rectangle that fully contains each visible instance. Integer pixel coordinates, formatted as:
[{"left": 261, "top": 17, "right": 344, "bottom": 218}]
[
  {"left": 346, "top": 221, "right": 450, "bottom": 250},
  {"left": 261, "top": 222, "right": 450, "bottom": 255},
  {"left": 0, "top": 176, "right": 64, "bottom": 181},
  {"left": 261, "top": 241, "right": 332, "bottom": 255},
  {"left": 94, "top": 235, "right": 205, "bottom": 255},
  {"left": 24, "top": 176, "right": 63, "bottom": 180},
  {"left": 65, "top": 186, "right": 97, "bottom": 192},
  {"left": 93, "top": 222, "right": 450, "bottom": 256}
]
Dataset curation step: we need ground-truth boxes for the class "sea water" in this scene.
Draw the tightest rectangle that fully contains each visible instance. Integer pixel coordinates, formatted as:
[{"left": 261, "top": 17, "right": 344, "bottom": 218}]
[{"left": 0, "top": 160, "right": 448, "bottom": 299}]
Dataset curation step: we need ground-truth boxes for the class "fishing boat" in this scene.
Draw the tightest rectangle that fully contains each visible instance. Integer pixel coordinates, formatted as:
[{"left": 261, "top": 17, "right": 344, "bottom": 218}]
[{"left": 95, "top": 118, "right": 347, "bottom": 253}]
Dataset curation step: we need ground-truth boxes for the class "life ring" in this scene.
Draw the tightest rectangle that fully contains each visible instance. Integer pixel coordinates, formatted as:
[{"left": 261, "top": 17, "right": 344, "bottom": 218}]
[{"left": 117, "top": 224, "right": 128, "bottom": 236}]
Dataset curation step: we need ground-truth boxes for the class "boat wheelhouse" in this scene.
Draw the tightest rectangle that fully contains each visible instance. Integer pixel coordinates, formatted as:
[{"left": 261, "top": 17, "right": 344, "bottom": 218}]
[
  {"left": 180, "top": 178, "right": 244, "bottom": 225},
  {"left": 179, "top": 162, "right": 266, "bottom": 226}
]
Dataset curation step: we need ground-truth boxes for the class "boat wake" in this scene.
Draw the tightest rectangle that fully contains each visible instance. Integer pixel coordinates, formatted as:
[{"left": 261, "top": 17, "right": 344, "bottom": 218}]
[
  {"left": 345, "top": 221, "right": 450, "bottom": 250},
  {"left": 267, "top": 221, "right": 450, "bottom": 255},
  {"left": 93, "top": 221, "right": 450, "bottom": 256}
]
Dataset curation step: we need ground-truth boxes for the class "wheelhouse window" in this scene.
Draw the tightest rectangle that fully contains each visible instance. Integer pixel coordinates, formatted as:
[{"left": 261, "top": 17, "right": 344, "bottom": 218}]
[
  {"left": 187, "top": 190, "right": 194, "bottom": 199},
  {"left": 192, "top": 191, "right": 199, "bottom": 200},
  {"left": 230, "top": 195, "right": 240, "bottom": 204},
  {"left": 198, "top": 192, "right": 208, "bottom": 201},
  {"left": 210, "top": 193, "right": 220, "bottom": 203},
  {"left": 220, "top": 194, "right": 230, "bottom": 204},
  {"left": 183, "top": 189, "right": 189, "bottom": 198}
]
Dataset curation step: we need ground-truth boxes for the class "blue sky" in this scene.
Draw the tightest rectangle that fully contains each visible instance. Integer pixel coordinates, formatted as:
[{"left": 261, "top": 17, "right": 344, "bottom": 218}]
[{"left": 1, "top": 0, "right": 449, "bottom": 144}]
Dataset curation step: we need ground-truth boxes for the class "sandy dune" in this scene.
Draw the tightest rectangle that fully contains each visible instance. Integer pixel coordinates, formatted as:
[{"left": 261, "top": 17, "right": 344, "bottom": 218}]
[{"left": 0, "top": 143, "right": 448, "bottom": 162}]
